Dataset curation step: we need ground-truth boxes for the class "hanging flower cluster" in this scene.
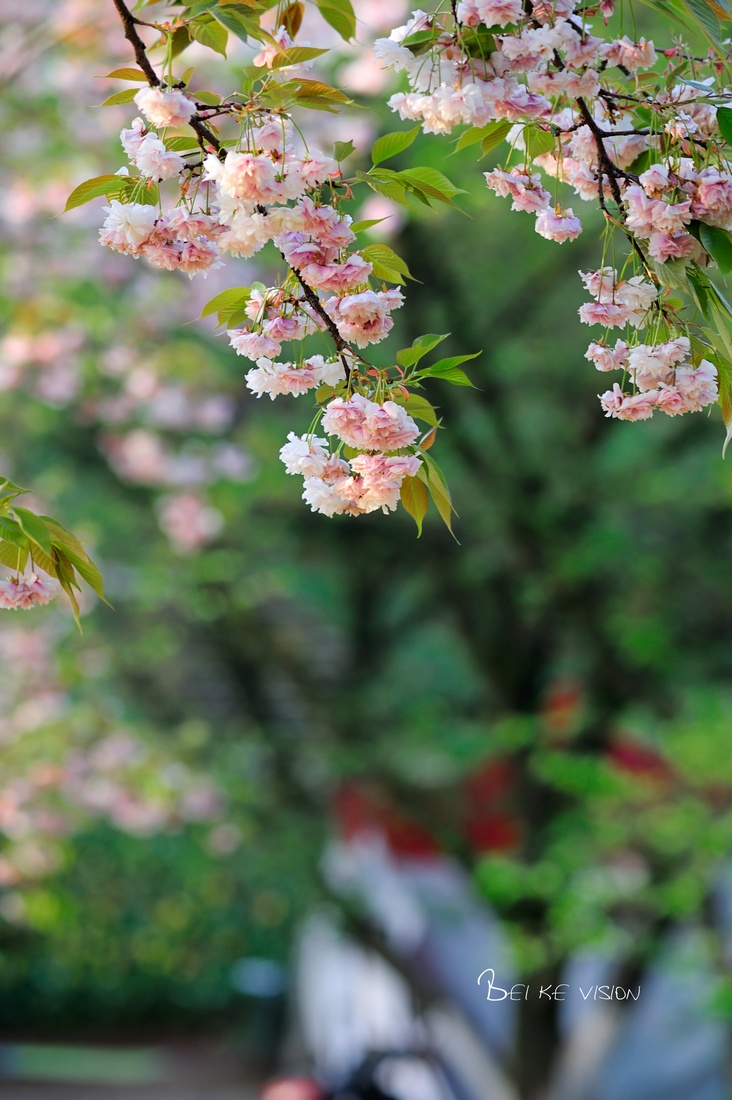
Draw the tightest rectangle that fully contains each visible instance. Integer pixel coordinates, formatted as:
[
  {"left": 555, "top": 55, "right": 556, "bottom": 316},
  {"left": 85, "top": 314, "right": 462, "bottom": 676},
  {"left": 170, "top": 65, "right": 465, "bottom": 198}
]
[
  {"left": 64, "top": 0, "right": 479, "bottom": 538},
  {"left": 58, "top": 0, "right": 732, "bottom": 565},
  {"left": 374, "top": 4, "right": 732, "bottom": 433}
]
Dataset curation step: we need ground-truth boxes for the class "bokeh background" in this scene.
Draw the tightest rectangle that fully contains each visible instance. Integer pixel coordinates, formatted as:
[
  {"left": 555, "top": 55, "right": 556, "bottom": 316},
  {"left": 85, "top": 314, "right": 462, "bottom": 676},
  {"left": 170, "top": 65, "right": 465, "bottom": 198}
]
[{"left": 2, "top": 1, "right": 732, "bottom": 1098}]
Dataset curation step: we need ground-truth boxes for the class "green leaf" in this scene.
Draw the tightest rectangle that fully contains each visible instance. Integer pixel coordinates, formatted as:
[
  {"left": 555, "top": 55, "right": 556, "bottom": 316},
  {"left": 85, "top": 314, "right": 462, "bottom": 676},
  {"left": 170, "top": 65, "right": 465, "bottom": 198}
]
[
  {"left": 28, "top": 544, "right": 57, "bottom": 578},
  {"left": 169, "top": 24, "right": 193, "bottom": 57},
  {"left": 421, "top": 454, "right": 457, "bottom": 538},
  {"left": 637, "top": 0, "right": 697, "bottom": 32},
  {"left": 700, "top": 223, "right": 732, "bottom": 273},
  {"left": 42, "top": 520, "right": 106, "bottom": 600},
  {"left": 717, "top": 106, "right": 732, "bottom": 145},
  {"left": 453, "top": 120, "right": 511, "bottom": 155},
  {"left": 681, "top": 0, "right": 722, "bottom": 40},
  {"left": 99, "top": 88, "right": 139, "bottom": 106},
  {"left": 712, "top": 351, "right": 732, "bottom": 455},
  {"left": 399, "top": 394, "right": 439, "bottom": 427},
  {"left": 397, "top": 166, "right": 467, "bottom": 211},
  {"left": 291, "top": 79, "right": 352, "bottom": 107},
  {"left": 417, "top": 352, "right": 481, "bottom": 384},
  {"left": 164, "top": 136, "right": 200, "bottom": 151},
  {"left": 525, "top": 127, "right": 556, "bottom": 160},
  {"left": 0, "top": 517, "right": 28, "bottom": 548},
  {"left": 213, "top": 6, "right": 259, "bottom": 41},
  {"left": 0, "top": 477, "right": 28, "bottom": 498},
  {"left": 194, "top": 89, "right": 222, "bottom": 105},
  {"left": 0, "top": 541, "right": 28, "bottom": 571},
  {"left": 350, "top": 218, "right": 385, "bottom": 233},
  {"left": 423, "top": 366, "right": 475, "bottom": 386},
  {"left": 120, "top": 177, "right": 159, "bottom": 206},
  {"left": 103, "top": 67, "right": 149, "bottom": 81},
  {"left": 401, "top": 27, "right": 440, "bottom": 51},
  {"left": 55, "top": 552, "right": 83, "bottom": 631},
  {"left": 453, "top": 125, "right": 495, "bottom": 154},
  {"left": 360, "top": 243, "right": 413, "bottom": 285},
  {"left": 686, "top": 263, "right": 714, "bottom": 321},
  {"left": 270, "top": 46, "right": 330, "bottom": 68},
  {"left": 371, "top": 126, "right": 420, "bottom": 167},
  {"left": 200, "top": 287, "right": 251, "bottom": 322},
  {"left": 710, "top": 301, "right": 732, "bottom": 361},
  {"left": 482, "top": 122, "right": 515, "bottom": 156},
  {"left": 64, "top": 175, "right": 127, "bottom": 212},
  {"left": 12, "top": 507, "right": 53, "bottom": 556},
  {"left": 315, "top": 0, "right": 356, "bottom": 40},
  {"left": 333, "top": 139, "right": 355, "bottom": 161},
  {"left": 459, "top": 24, "right": 497, "bottom": 58},
  {"left": 400, "top": 475, "right": 429, "bottom": 535},
  {"left": 223, "top": 308, "right": 251, "bottom": 329},
  {"left": 189, "top": 16, "right": 229, "bottom": 55},
  {"left": 396, "top": 333, "right": 450, "bottom": 369}
]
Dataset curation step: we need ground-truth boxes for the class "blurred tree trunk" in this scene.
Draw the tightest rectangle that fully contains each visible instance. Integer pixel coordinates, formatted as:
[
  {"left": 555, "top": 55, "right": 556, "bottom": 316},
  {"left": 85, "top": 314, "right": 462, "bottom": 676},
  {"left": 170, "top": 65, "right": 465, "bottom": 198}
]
[{"left": 514, "top": 965, "right": 562, "bottom": 1100}]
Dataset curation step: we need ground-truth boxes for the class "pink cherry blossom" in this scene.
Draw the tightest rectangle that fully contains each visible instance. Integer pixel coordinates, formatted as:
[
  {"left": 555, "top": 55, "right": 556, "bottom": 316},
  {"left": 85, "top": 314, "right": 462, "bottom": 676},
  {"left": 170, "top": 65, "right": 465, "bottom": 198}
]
[
  {"left": 585, "top": 340, "right": 630, "bottom": 371},
  {"left": 206, "top": 151, "right": 281, "bottom": 205},
  {"left": 599, "top": 385, "right": 657, "bottom": 420},
  {"left": 133, "top": 133, "right": 184, "bottom": 180},
  {"left": 601, "top": 36, "right": 657, "bottom": 71},
  {"left": 99, "top": 201, "right": 158, "bottom": 255},
  {"left": 229, "top": 330, "right": 283, "bottom": 361},
  {"left": 579, "top": 302, "right": 633, "bottom": 328},
  {"left": 322, "top": 395, "right": 420, "bottom": 451},
  {"left": 279, "top": 433, "right": 331, "bottom": 477},
  {"left": 245, "top": 356, "right": 338, "bottom": 400},
  {"left": 134, "top": 87, "right": 196, "bottom": 129},
  {"left": 484, "top": 168, "right": 551, "bottom": 213},
  {"left": 0, "top": 575, "right": 58, "bottom": 610},
  {"left": 646, "top": 230, "right": 697, "bottom": 263},
  {"left": 535, "top": 208, "right": 583, "bottom": 243},
  {"left": 298, "top": 255, "right": 374, "bottom": 292},
  {"left": 324, "top": 289, "right": 404, "bottom": 347},
  {"left": 627, "top": 338, "right": 690, "bottom": 390}
]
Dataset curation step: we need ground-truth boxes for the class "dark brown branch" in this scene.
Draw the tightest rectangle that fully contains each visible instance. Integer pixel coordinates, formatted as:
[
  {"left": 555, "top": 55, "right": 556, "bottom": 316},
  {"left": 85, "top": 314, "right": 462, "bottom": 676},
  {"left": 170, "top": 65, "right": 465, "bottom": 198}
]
[
  {"left": 286, "top": 258, "right": 354, "bottom": 382},
  {"left": 110, "top": 0, "right": 160, "bottom": 86},
  {"left": 575, "top": 95, "right": 655, "bottom": 276},
  {"left": 111, "top": 0, "right": 224, "bottom": 156}
]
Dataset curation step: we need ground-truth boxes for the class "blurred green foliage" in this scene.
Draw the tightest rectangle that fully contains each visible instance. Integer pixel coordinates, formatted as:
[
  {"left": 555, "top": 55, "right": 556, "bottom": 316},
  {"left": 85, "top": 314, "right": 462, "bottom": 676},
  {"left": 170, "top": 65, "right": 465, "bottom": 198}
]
[{"left": 2, "top": 3, "right": 732, "bottom": 1049}]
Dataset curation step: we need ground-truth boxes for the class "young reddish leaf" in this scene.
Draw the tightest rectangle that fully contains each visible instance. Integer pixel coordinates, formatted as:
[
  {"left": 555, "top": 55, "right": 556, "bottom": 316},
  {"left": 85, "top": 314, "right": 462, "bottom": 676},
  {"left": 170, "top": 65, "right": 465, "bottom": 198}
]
[{"left": 281, "top": 1, "right": 305, "bottom": 36}]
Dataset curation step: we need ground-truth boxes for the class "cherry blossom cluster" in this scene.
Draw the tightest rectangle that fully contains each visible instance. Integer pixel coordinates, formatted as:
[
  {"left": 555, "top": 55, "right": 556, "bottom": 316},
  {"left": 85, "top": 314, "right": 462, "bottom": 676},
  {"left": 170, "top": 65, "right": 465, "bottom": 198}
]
[
  {"left": 86, "top": 0, "right": 454, "bottom": 533},
  {"left": 579, "top": 267, "right": 718, "bottom": 419},
  {"left": 280, "top": 401, "right": 423, "bottom": 517},
  {"left": 375, "top": 6, "right": 732, "bottom": 429}
]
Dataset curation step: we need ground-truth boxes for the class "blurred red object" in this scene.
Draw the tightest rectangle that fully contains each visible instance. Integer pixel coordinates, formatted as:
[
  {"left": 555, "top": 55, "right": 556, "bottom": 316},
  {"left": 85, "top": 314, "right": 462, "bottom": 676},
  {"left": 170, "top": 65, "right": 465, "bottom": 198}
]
[
  {"left": 608, "top": 736, "right": 674, "bottom": 785},
  {"left": 333, "top": 783, "right": 440, "bottom": 857},
  {"left": 259, "top": 1077, "right": 326, "bottom": 1100}
]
